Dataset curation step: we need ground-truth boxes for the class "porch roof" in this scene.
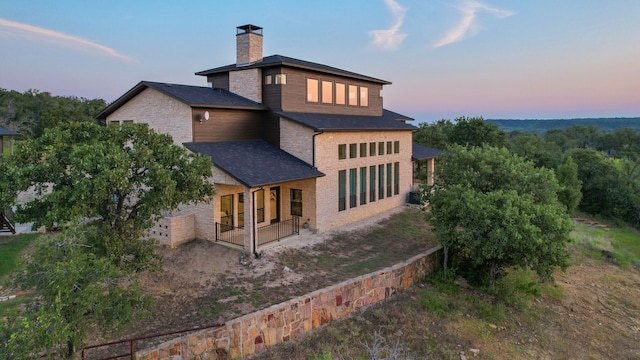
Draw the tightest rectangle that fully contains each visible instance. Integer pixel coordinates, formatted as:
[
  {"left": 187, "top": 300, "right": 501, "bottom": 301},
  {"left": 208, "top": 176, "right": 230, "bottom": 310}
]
[
  {"left": 184, "top": 140, "right": 325, "bottom": 187},
  {"left": 0, "top": 127, "right": 20, "bottom": 136},
  {"left": 275, "top": 110, "right": 416, "bottom": 131},
  {"left": 412, "top": 143, "right": 443, "bottom": 160}
]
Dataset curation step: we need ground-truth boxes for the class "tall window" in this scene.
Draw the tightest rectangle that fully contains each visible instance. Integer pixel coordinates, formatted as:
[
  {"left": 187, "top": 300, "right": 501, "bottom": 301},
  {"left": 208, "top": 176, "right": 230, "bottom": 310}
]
[
  {"left": 394, "top": 141, "right": 400, "bottom": 154},
  {"left": 378, "top": 142, "right": 384, "bottom": 156},
  {"left": 291, "top": 189, "right": 302, "bottom": 216},
  {"left": 349, "top": 168, "right": 357, "bottom": 208},
  {"left": 394, "top": 162, "right": 400, "bottom": 195},
  {"left": 348, "top": 85, "right": 358, "bottom": 106},
  {"left": 322, "top": 81, "right": 333, "bottom": 104},
  {"left": 387, "top": 141, "right": 392, "bottom": 154},
  {"left": 378, "top": 165, "right": 385, "bottom": 199},
  {"left": 238, "top": 193, "right": 244, "bottom": 228},
  {"left": 360, "top": 143, "right": 367, "bottom": 157},
  {"left": 338, "top": 144, "right": 346, "bottom": 160},
  {"left": 360, "top": 167, "right": 367, "bottom": 205},
  {"left": 338, "top": 170, "right": 346, "bottom": 211},
  {"left": 349, "top": 143, "right": 357, "bottom": 158},
  {"left": 335, "top": 83, "right": 346, "bottom": 105},
  {"left": 307, "top": 78, "right": 319, "bottom": 102},
  {"left": 256, "top": 189, "right": 265, "bottom": 223},
  {"left": 360, "top": 87, "right": 368, "bottom": 106},
  {"left": 369, "top": 142, "right": 376, "bottom": 157},
  {"left": 387, "top": 163, "right": 392, "bottom": 197},
  {"left": 369, "top": 165, "right": 376, "bottom": 202},
  {"left": 220, "top": 194, "right": 234, "bottom": 229}
]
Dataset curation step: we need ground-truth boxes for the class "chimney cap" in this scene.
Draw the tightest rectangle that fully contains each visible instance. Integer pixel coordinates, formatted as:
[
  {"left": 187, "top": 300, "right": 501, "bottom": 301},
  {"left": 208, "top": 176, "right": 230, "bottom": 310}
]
[{"left": 237, "top": 24, "right": 263, "bottom": 35}]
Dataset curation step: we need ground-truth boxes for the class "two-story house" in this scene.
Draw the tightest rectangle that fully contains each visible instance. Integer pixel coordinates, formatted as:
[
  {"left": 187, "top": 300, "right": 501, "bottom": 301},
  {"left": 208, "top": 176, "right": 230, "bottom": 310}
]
[{"left": 97, "top": 25, "right": 440, "bottom": 255}]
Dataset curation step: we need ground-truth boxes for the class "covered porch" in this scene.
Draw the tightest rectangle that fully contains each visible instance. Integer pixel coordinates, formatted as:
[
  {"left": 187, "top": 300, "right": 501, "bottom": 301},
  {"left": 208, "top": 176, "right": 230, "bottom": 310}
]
[
  {"left": 185, "top": 140, "right": 324, "bottom": 254},
  {"left": 409, "top": 144, "right": 442, "bottom": 204}
]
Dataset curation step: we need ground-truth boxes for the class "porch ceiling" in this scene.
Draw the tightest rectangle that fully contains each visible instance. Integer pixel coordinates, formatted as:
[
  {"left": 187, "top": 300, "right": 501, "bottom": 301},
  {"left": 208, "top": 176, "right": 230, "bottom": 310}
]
[{"left": 184, "top": 140, "right": 325, "bottom": 188}]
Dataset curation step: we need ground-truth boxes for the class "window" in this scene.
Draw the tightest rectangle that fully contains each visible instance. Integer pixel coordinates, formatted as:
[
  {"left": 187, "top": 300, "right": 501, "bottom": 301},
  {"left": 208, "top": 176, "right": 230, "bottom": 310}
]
[
  {"left": 387, "top": 163, "right": 392, "bottom": 197},
  {"left": 378, "top": 142, "right": 384, "bottom": 156},
  {"left": 360, "top": 87, "right": 368, "bottom": 107},
  {"left": 369, "top": 142, "right": 376, "bottom": 157},
  {"left": 338, "top": 144, "right": 346, "bottom": 160},
  {"left": 378, "top": 165, "right": 385, "bottom": 199},
  {"left": 360, "top": 143, "right": 367, "bottom": 157},
  {"left": 349, "top": 168, "right": 357, "bottom": 208},
  {"left": 291, "top": 189, "right": 302, "bottom": 216},
  {"left": 394, "top": 162, "right": 400, "bottom": 195},
  {"left": 394, "top": 141, "right": 400, "bottom": 154},
  {"left": 348, "top": 85, "right": 358, "bottom": 106},
  {"left": 275, "top": 74, "right": 287, "bottom": 84},
  {"left": 238, "top": 193, "right": 244, "bottom": 228},
  {"left": 220, "top": 194, "right": 234, "bottom": 230},
  {"left": 360, "top": 167, "right": 367, "bottom": 205},
  {"left": 307, "top": 78, "right": 319, "bottom": 102},
  {"left": 335, "top": 83, "right": 346, "bottom": 105},
  {"left": 369, "top": 165, "right": 376, "bottom": 202},
  {"left": 349, "top": 143, "right": 357, "bottom": 158},
  {"left": 387, "top": 141, "right": 392, "bottom": 154},
  {"left": 256, "top": 189, "right": 265, "bottom": 223},
  {"left": 322, "top": 81, "right": 333, "bottom": 104},
  {"left": 338, "top": 170, "right": 346, "bottom": 211},
  {"left": 264, "top": 75, "right": 272, "bottom": 85}
]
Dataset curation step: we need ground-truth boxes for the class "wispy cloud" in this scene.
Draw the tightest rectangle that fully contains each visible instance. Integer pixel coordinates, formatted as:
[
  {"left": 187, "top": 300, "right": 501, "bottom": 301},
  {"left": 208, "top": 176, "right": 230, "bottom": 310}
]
[
  {"left": 0, "top": 17, "right": 136, "bottom": 62},
  {"left": 369, "top": 0, "right": 408, "bottom": 51},
  {"left": 433, "top": 1, "right": 514, "bottom": 48}
]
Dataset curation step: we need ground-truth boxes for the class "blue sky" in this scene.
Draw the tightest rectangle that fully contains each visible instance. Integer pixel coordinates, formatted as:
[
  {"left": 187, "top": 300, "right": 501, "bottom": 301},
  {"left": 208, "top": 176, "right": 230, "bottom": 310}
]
[{"left": 1, "top": 0, "right": 638, "bottom": 122}]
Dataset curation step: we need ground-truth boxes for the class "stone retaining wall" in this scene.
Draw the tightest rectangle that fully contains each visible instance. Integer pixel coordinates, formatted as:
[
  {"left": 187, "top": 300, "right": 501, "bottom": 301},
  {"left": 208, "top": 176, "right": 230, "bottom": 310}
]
[{"left": 136, "top": 246, "right": 442, "bottom": 359}]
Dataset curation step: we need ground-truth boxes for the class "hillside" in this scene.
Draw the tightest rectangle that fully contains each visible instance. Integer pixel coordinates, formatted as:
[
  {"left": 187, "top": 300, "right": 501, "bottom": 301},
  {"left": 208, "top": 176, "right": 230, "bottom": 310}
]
[{"left": 486, "top": 117, "right": 640, "bottom": 134}]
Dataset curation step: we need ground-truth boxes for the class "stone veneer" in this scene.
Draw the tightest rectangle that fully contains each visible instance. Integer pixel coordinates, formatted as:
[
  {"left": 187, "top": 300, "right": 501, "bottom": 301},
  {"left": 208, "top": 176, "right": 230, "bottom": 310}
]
[
  {"left": 135, "top": 246, "right": 442, "bottom": 359},
  {"left": 149, "top": 214, "right": 195, "bottom": 248}
]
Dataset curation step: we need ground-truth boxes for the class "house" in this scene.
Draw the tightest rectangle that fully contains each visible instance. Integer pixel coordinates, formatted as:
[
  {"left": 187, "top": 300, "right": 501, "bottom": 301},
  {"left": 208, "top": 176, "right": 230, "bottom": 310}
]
[{"left": 97, "top": 25, "right": 440, "bottom": 253}]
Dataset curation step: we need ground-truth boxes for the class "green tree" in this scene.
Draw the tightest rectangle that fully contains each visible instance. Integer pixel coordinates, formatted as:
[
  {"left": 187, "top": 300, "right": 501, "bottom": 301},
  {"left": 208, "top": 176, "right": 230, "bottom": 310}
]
[
  {"left": 509, "top": 132, "right": 562, "bottom": 169},
  {"left": 413, "top": 119, "right": 454, "bottom": 149},
  {"left": 423, "top": 145, "right": 572, "bottom": 290},
  {"left": 1, "top": 226, "right": 152, "bottom": 359},
  {"left": 448, "top": 116, "right": 508, "bottom": 149},
  {"left": 555, "top": 156, "right": 582, "bottom": 213}
]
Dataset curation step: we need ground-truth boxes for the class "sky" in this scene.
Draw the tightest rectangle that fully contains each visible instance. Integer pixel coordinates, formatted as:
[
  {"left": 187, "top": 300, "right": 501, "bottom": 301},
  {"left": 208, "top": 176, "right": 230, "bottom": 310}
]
[{"left": 1, "top": 0, "right": 639, "bottom": 122}]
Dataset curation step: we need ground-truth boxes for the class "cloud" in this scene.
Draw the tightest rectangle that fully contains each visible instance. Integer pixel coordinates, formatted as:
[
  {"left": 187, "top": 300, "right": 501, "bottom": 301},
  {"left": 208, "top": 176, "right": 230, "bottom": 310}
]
[
  {"left": 0, "top": 17, "right": 136, "bottom": 62},
  {"left": 433, "top": 1, "right": 514, "bottom": 48},
  {"left": 369, "top": 0, "right": 408, "bottom": 51}
]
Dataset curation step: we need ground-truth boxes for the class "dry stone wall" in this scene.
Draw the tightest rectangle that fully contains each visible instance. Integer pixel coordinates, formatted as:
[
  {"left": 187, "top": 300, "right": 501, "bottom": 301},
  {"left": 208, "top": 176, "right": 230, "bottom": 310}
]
[{"left": 136, "top": 246, "right": 442, "bottom": 359}]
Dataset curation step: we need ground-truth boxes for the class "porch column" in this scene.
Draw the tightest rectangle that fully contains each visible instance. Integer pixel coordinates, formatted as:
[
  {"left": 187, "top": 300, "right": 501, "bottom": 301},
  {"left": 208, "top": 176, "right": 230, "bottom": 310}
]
[
  {"left": 243, "top": 187, "right": 255, "bottom": 254},
  {"left": 427, "top": 158, "right": 435, "bottom": 186}
]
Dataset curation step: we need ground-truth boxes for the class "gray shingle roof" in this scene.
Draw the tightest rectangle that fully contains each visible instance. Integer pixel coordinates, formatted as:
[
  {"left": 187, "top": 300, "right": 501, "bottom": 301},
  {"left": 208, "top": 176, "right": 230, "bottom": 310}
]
[
  {"left": 96, "top": 81, "right": 267, "bottom": 119},
  {"left": 196, "top": 54, "right": 391, "bottom": 85},
  {"left": 184, "top": 140, "right": 325, "bottom": 187},
  {"left": 412, "top": 144, "right": 443, "bottom": 160},
  {"left": 275, "top": 110, "right": 416, "bottom": 131},
  {"left": 0, "top": 127, "right": 20, "bottom": 136}
]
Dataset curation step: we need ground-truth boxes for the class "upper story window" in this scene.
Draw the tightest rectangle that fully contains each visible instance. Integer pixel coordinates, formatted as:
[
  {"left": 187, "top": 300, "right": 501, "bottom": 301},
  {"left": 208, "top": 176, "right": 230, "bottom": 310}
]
[
  {"left": 335, "top": 83, "right": 346, "bottom": 105},
  {"left": 275, "top": 74, "right": 287, "bottom": 84},
  {"left": 264, "top": 75, "right": 272, "bottom": 85},
  {"left": 360, "top": 87, "right": 368, "bottom": 107},
  {"left": 394, "top": 141, "right": 400, "bottom": 153},
  {"left": 349, "top": 143, "right": 357, "bottom": 158},
  {"left": 322, "top": 81, "right": 333, "bottom": 104},
  {"left": 307, "top": 78, "right": 319, "bottom": 102},
  {"left": 338, "top": 144, "right": 346, "bottom": 160},
  {"left": 348, "top": 85, "right": 358, "bottom": 106}
]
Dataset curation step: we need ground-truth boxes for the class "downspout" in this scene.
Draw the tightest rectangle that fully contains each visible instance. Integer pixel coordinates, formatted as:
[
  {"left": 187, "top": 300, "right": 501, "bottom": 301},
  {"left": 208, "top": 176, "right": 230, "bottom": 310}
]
[
  {"left": 251, "top": 186, "right": 263, "bottom": 258},
  {"left": 312, "top": 130, "right": 324, "bottom": 167}
]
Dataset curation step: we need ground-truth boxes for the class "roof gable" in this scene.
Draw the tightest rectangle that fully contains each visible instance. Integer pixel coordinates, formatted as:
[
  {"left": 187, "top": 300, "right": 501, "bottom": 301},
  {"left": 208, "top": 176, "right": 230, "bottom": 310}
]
[{"left": 196, "top": 54, "right": 391, "bottom": 85}]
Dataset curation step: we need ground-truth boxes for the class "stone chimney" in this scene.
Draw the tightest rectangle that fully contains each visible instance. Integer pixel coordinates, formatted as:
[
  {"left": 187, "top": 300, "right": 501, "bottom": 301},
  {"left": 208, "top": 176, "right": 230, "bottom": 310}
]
[{"left": 236, "top": 24, "right": 263, "bottom": 66}]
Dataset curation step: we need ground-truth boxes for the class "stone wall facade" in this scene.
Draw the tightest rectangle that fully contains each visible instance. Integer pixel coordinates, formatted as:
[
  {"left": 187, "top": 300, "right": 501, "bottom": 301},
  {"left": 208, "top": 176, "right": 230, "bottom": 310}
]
[
  {"left": 150, "top": 214, "right": 195, "bottom": 248},
  {"left": 229, "top": 69, "right": 262, "bottom": 103},
  {"left": 135, "top": 246, "right": 442, "bottom": 359},
  {"left": 106, "top": 88, "right": 193, "bottom": 146}
]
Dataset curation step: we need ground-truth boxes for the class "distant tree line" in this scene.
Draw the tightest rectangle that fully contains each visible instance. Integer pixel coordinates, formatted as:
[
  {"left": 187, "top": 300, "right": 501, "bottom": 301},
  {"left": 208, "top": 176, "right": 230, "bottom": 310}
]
[
  {"left": 0, "top": 88, "right": 106, "bottom": 138},
  {"left": 485, "top": 118, "right": 640, "bottom": 135}
]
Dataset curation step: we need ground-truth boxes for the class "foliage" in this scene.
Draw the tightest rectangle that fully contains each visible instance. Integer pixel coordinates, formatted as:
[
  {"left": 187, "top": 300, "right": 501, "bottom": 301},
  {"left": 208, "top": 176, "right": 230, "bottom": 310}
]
[
  {"left": 413, "top": 119, "right": 454, "bottom": 149},
  {"left": 0, "top": 88, "right": 106, "bottom": 138},
  {"left": 0, "top": 121, "right": 214, "bottom": 269},
  {"left": 0, "top": 233, "right": 39, "bottom": 278},
  {"left": 423, "top": 145, "right": 572, "bottom": 289},
  {"left": 1, "top": 226, "right": 152, "bottom": 359},
  {"left": 413, "top": 116, "right": 507, "bottom": 150},
  {"left": 508, "top": 132, "right": 562, "bottom": 169},
  {"left": 555, "top": 156, "right": 582, "bottom": 213}
]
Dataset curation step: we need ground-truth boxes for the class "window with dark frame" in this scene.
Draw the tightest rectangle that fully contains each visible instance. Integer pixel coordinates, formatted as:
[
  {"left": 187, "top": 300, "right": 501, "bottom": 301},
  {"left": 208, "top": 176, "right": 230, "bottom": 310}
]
[
  {"left": 307, "top": 78, "right": 319, "bottom": 102},
  {"left": 360, "top": 167, "right": 367, "bottom": 205},
  {"left": 359, "top": 87, "right": 368, "bottom": 107},
  {"left": 387, "top": 141, "right": 392, "bottom": 154},
  {"left": 338, "top": 170, "right": 346, "bottom": 211},
  {"left": 336, "top": 83, "right": 346, "bottom": 105},
  {"left": 378, "top": 142, "right": 384, "bottom": 156},
  {"left": 387, "top": 163, "right": 392, "bottom": 197},
  {"left": 360, "top": 143, "right": 367, "bottom": 157},
  {"left": 369, "top": 165, "right": 376, "bottom": 202},
  {"left": 348, "top": 85, "right": 358, "bottom": 106},
  {"left": 369, "top": 142, "right": 376, "bottom": 156},
  {"left": 349, "top": 143, "right": 357, "bottom": 158},
  {"left": 394, "top": 141, "right": 400, "bottom": 153},
  {"left": 378, "top": 164, "right": 385, "bottom": 199},
  {"left": 290, "top": 189, "right": 302, "bottom": 216},
  {"left": 394, "top": 162, "right": 400, "bottom": 195},
  {"left": 338, "top": 144, "right": 346, "bottom": 160},
  {"left": 322, "top": 81, "right": 333, "bottom": 104},
  {"left": 238, "top": 193, "right": 244, "bottom": 228},
  {"left": 256, "top": 189, "right": 265, "bottom": 223},
  {"left": 349, "top": 168, "right": 357, "bottom": 208},
  {"left": 220, "top": 194, "right": 234, "bottom": 231}
]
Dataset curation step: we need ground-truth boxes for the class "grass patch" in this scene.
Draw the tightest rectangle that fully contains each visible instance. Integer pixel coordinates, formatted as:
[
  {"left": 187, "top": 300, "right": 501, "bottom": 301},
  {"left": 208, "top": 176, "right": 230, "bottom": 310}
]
[
  {"left": 608, "top": 227, "right": 640, "bottom": 267},
  {"left": 0, "top": 233, "right": 39, "bottom": 278}
]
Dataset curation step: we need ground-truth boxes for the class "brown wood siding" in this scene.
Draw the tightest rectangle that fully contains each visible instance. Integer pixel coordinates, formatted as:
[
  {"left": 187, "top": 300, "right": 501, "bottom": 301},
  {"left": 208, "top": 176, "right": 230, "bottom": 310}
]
[
  {"left": 264, "top": 112, "right": 280, "bottom": 148},
  {"left": 207, "top": 74, "right": 229, "bottom": 91},
  {"left": 280, "top": 68, "right": 384, "bottom": 116},
  {"left": 192, "top": 108, "right": 269, "bottom": 142},
  {"left": 262, "top": 68, "right": 283, "bottom": 110}
]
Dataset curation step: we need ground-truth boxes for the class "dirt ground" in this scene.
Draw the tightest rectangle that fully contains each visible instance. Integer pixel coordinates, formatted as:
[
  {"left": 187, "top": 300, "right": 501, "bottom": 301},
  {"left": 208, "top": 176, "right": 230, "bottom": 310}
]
[{"left": 94, "top": 205, "right": 435, "bottom": 350}]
